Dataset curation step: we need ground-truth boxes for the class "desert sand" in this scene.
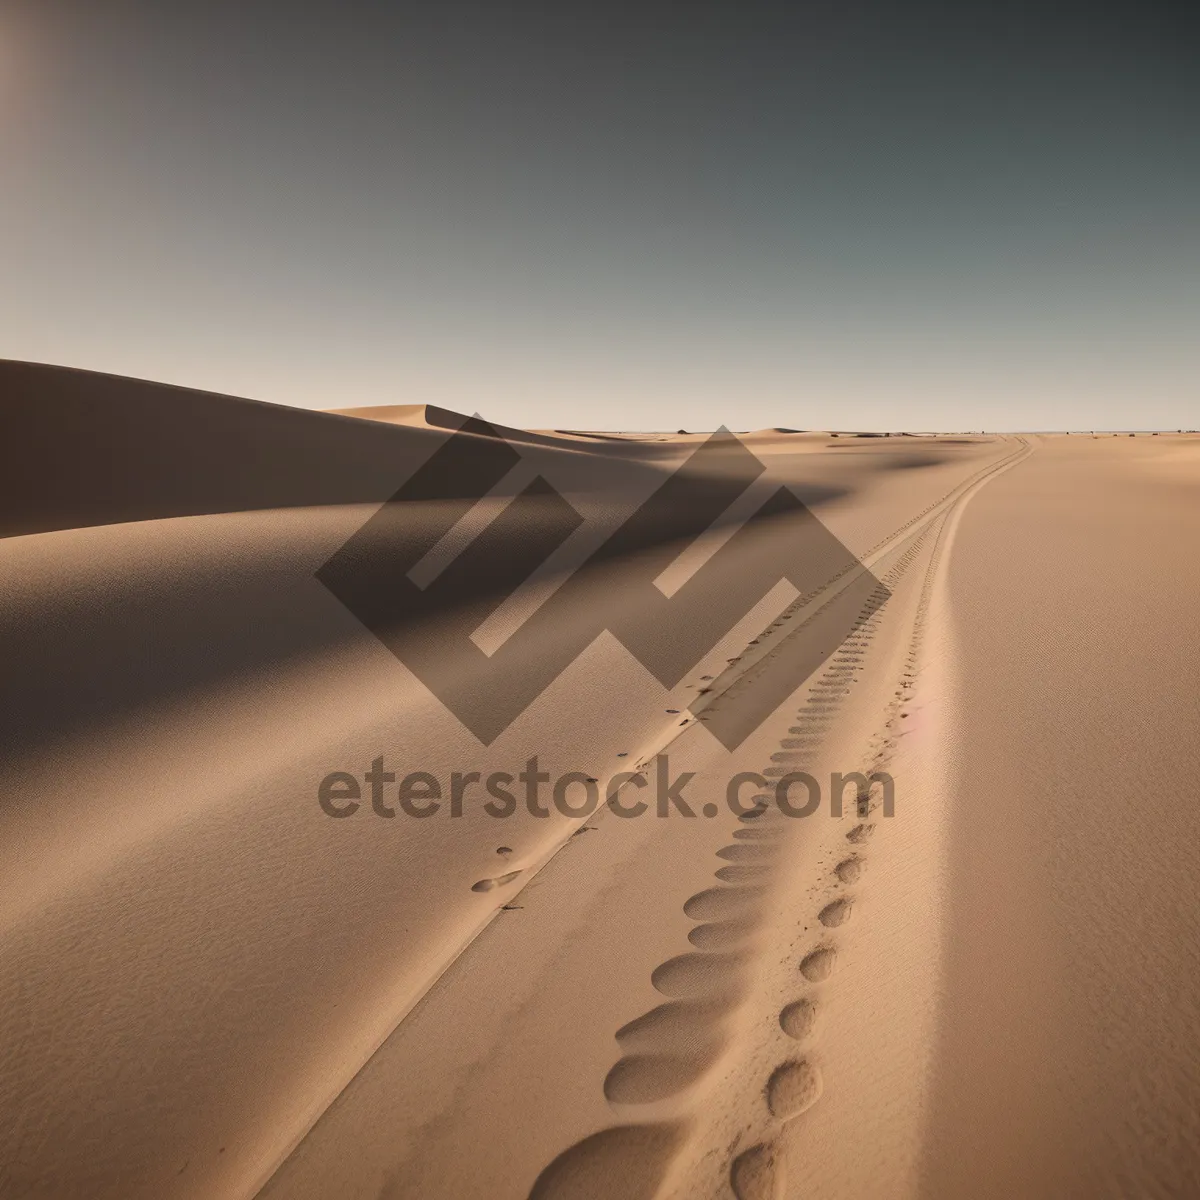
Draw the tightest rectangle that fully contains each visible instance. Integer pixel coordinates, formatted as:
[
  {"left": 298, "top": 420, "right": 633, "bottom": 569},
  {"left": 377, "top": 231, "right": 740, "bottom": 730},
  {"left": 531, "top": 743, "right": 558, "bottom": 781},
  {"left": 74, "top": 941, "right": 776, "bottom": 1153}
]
[{"left": 1, "top": 360, "right": 1198, "bottom": 1198}]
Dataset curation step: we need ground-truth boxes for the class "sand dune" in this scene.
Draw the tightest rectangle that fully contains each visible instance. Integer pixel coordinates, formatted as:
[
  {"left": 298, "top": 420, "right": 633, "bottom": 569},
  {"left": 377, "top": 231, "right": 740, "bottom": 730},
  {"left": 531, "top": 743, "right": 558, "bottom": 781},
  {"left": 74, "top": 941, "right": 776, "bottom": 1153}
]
[
  {"left": 329, "top": 402, "right": 433, "bottom": 425},
  {"left": 1, "top": 363, "right": 1197, "bottom": 1198},
  {"left": 327, "top": 400, "right": 645, "bottom": 453}
]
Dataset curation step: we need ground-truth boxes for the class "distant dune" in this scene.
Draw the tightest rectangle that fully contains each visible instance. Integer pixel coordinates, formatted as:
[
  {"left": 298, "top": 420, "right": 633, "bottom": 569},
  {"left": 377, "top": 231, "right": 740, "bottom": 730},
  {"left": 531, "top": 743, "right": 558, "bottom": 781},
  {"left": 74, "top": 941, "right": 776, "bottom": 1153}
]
[
  {"left": 0, "top": 360, "right": 449, "bottom": 537},
  {"left": 326, "top": 401, "right": 432, "bottom": 425},
  {"left": 326, "top": 399, "right": 657, "bottom": 452}
]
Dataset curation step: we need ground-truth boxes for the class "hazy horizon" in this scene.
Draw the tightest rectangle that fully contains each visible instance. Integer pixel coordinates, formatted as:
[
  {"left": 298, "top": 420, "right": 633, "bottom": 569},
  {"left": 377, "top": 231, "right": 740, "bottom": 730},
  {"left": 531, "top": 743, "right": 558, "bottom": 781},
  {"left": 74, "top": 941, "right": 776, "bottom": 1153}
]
[{"left": 2, "top": 1, "right": 1196, "bottom": 432}]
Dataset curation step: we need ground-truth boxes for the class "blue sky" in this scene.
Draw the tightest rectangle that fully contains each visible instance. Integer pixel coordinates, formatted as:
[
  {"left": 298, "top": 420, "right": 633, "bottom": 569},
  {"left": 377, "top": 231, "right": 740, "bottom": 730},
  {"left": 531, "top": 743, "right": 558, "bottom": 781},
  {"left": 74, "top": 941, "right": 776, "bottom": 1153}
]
[{"left": 2, "top": 1, "right": 1196, "bottom": 430}]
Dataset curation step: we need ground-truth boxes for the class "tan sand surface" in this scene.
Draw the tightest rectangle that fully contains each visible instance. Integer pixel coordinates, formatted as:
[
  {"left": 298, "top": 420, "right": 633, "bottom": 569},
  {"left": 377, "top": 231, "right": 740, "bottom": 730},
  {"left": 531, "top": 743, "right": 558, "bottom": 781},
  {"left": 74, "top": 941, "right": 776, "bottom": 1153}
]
[{"left": 1, "top": 362, "right": 1197, "bottom": 1198}]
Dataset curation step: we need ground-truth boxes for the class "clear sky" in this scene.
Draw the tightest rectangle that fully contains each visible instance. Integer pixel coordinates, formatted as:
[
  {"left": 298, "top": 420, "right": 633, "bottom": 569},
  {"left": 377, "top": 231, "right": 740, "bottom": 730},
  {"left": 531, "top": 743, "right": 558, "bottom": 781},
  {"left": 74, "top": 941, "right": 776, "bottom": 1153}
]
[{"left": 1, "top": 1, "right": 1196, "bottom": 430}]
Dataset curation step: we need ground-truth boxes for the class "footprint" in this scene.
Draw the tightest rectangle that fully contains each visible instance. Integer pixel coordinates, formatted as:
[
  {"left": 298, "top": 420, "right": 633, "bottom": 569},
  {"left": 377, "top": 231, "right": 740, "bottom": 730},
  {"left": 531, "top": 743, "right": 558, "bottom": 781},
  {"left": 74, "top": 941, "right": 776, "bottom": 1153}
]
[
  {"left": 471, "top": 870, "right": 521, "bottom": 892},
  {"left": 846, "top": 824, "right": 874, "bottom": 844},
  {"left": 684, "top": 887, "right": 764, "bottom": 921},
  {"left": 651, "top": 952, "right": 747, "bottom": 999},
  {"left": 616, "top": 998, "right": 733, "bottom": 1052},
  {"left": 834, "top": 857, "right": 863, "bottom": 884},
  {"left": 529, "top": 1123, "right": 685, "bottom": 1200},
  {"left": 778, "top": 999, "right": 818, "bottom": 1041},
  {"left": 715, "top": 865, "right": 772, "bottom": 884},
  {"left": 604, "top": 1048, "right": 723, "bottom": 1104},
  {"left": 731, "top": 1142, "right": 784, "bottom": 1200},
  {"left": 716, "top": 843, "right": 774, "bottom": 862},
  {"left": 688, "top": 918, "right": 758, "bottom": 950},
  {"left": 818, "top": 898, "right": 853, "bottom": 928},
  {"left": 799, "top": 946, "right": 837, "bottom": 982},
  {"left": 766, "top": 1060, "right": 823, "bottom": 1119},
  {"left": 732, "top": 827, "right": 779, "bottom": 842}
]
